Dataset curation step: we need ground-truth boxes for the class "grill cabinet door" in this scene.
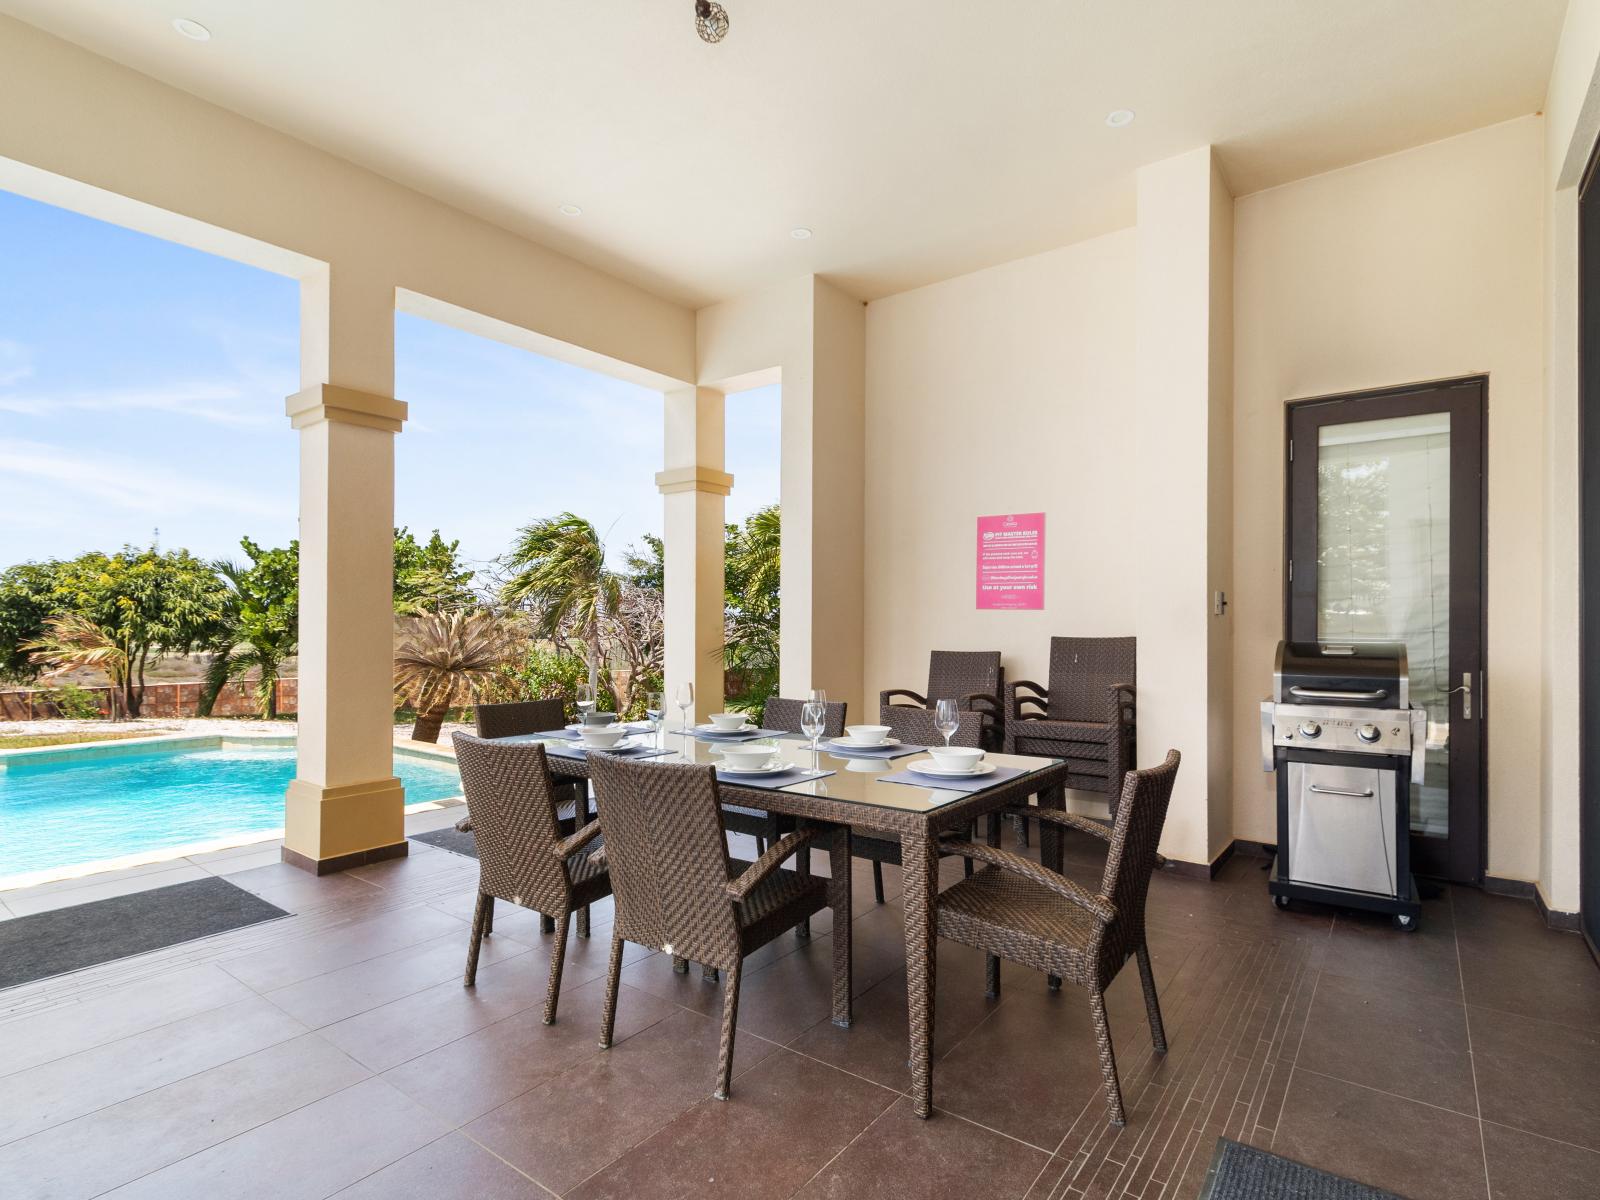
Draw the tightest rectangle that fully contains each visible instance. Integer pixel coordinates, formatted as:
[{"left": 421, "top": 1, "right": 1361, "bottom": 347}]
[{"left": 1284, "top": 762, "right": 1397, "bottom": 896}]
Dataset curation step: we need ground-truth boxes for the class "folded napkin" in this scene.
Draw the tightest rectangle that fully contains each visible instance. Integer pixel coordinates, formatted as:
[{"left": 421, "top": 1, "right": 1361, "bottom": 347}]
[
  {"left": 714, "top": 765, "right": 836, "bottom": 789},
  {"left": 878, "top": 764, "right": 1025, "bottom": 792},
  {"left": 691, "top": 726, "right": 789, "bottom": 742},
  {"left": 824, "top": 741, "right": 927, "bottom": 760},
  {"left": 543, "top": 740, "right": 674, "bottom": 761}
]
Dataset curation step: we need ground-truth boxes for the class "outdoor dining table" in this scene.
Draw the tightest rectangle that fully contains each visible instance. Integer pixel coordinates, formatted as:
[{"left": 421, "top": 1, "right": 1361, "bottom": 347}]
[{"left": 507, "top": 725, "right": 1071, "bottom": 1119}]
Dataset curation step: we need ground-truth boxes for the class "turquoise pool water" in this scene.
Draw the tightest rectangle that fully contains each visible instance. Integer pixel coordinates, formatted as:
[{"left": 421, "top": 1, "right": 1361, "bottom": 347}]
[{"left": 0, "top": 741, "right": 461, "bottom": 878}]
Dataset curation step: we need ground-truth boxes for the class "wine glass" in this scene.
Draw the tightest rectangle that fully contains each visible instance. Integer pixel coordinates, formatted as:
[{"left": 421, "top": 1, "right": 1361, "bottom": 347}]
[
  {"left": 675, "top": 681, "right": 695, "bottom": 735},
  {"left": 934, "top": 698, "right": 960, "bottom": 747},
  {"left": 801, "top": 699, "right": 826, "bottom": 764},
  {"left": 575, "top": 681, "right": 595, "bottom": 725},
  {"left": 646, "top": 691, "right": 663, "bottom": 747},
  {"left": 807, "top": 688, "right": 827, "bottom": 707}
]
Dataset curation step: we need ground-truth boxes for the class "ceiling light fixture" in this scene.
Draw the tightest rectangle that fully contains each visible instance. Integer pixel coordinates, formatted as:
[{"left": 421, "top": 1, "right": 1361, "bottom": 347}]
[
  {"left": 172, "top": 17, "right": 211, "bottom": 41},
  {"left": 695, "top": 0, "right": 729, "bottom": 43},
  {"left": 558, "top": 204, "right": 583, "bottom": 216},
  {"left": 790, "top": 228, "right": 812, "bottom": 240},
  {"left": 1105, "top": 109, "right": 1136, "bottom": 128}
]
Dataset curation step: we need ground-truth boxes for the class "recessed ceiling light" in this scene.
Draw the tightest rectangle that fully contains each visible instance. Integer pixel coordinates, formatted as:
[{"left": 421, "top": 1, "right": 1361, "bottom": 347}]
[
  {"left": 558, "top": 204, "right": 582, "bottom": 217},
  {"left": 1105, "top": 109, "right": 1136, "bottom": 128},
  {"left": 790, "top": 227, "right": 813, "bottom": 240},
  {"left": 172, "top": 17, "right": 211, "bottom": 41}
]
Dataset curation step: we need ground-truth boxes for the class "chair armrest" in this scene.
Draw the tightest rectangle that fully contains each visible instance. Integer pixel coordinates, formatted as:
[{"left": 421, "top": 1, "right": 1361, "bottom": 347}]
[
  {"left": 962, "top": 691, "right": 1001, "bottom": 717},
  {"left": 880, "top": 688, "right": 928, "bottom": 709},
  {"left": 941, "top": 841, "right": 1117, "bottom": 923},
  {"left": 725, "top": 827, "right": 827, "bottom": 901},
  {"left": 551, "top": 819, "right": 603, "bottom": 861},
  {"left": 455, "top": 816, "right": 474, "bottom": 833},
  {"left": 1007, "top": 680, "right": 1049, "bottom": 722},
  {"left": 1000, "top": 806, "right": 1113, "bottom": 843}
]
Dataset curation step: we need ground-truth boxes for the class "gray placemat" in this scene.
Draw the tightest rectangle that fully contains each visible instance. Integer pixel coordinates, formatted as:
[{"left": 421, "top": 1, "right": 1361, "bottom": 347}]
[
  {"left": 543, "top": 740, "right": 674, "bottom": 760},
  {"left": 878, "top": 764, "right": 1025, "bottom": 792},
  {"left": 823, "top": 741, "right": 928, "bottom": 760},
  {"left": 1197, "top": 1138, "right": 1408, "bottom": 1199},
  {"left": 715, "top": 766, "right": 836, "bottom": 789},
  {"left": 691, "top": 726, "right": 790, "bottom": 742}
]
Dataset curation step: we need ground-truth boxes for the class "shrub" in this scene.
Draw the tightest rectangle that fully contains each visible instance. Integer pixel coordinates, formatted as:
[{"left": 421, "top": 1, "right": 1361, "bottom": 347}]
[
  {"left": 48, "top": 684, "right": 104, "bottom": 720},
  {"left": 481, "top": 645, "right": 593, "bottom": 720}
]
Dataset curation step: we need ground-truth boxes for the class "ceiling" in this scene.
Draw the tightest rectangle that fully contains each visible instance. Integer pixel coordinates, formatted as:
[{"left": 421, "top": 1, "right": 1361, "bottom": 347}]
[{"left": 0, "top": 0, "right": 1568, "bottom": 307}]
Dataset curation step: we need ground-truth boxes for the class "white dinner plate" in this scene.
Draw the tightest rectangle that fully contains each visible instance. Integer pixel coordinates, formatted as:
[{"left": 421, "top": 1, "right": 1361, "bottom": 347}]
[
  {"left": 908, "top": 760, "right": 997, "bottom": 779},
  {"left": 718, "top": 760, "right": 795, "bottom": 775},
  {"left": 696, "top": 723, "right": 758, "bottom": 736},
  {"left": 576, "top": 737, "right": 634, "bottom": 751},
  {"left": 827, "top": 736, "right": 902, "bottom": 750}
]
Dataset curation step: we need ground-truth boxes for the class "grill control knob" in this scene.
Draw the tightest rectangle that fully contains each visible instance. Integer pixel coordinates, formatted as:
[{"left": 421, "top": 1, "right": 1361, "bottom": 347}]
[
  {"left": 1357, "top": 724, "right": 1381, "bottom": 744},
  {"left": 1297, "top": 721, "right": 1322, "bottom": 739}
]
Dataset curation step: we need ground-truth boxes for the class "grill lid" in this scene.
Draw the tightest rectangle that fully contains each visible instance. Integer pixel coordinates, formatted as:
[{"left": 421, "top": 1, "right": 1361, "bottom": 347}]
[{"left": 1273, "top": 641, "right": 1408, "bottom": 709}]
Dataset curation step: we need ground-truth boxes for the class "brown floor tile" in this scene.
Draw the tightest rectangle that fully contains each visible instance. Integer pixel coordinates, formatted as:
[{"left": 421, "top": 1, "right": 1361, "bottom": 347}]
[
  {"left": 1296, "top": 973, "right": 1477, "bottom": 1115},
  {"left": 218, "top": 903, "right": 466, "bottom": 992},
  {"left": 1313, "top": 908, "right": 1464, "bottom": 1000},
  {"left": 332, "top": 1132, "right": 552, "bottom": 1199},
  {"left": 101, "top": 1076, "right": 450, "bottom": 1198},
  {"left": 1458, "top": 924, "right": 1600, "bottom": 1032},
  {"left": 0, "top": 994, "right": 306, "bottom": 1145},
  {"left": 797, "top": 1097, "right": 1051, "bottom": 1200},
  {"left": 567, "top": 1049, "right": 897, "bottom": 1200},
  {"left": 0, "top": 1034, "right": 369, "bottom": 1199},
  {"left": 381, "top": 978, "right": 680, "bottom": 1125},
  {"left": 465, "top": 1008, "right": 781, "bottom": 1195},
  {"left": 224, "top": 861, "right": 382, "bottom": 910},
  {"left": 1481, "top": 1121, "right": 1600, "bottom": 1200},
  {"left": 1470, "top": 1005, "right": 1600, "bottom": 1151},
  {"left": 1273, "top": 1070, "right": 1488, "bottom": 1200}
]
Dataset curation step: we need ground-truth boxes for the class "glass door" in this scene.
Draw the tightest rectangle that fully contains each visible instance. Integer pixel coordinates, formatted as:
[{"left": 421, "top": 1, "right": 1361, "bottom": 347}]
[{"left": 1286, "top": 379, "right": 1486, "bottom": 884}]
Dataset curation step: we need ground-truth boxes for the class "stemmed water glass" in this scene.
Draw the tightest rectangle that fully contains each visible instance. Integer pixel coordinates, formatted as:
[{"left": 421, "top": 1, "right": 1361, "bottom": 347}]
[
  {"left": 676, "top": 682, "right": 695, "bottom": 737},
  {"left": 934, "top": 698, "right": 960, "bottom": 747},
  {"left": 575, "top": 681, "right": 595, "bottom": 724},
  {"left": 801, "top": 699, "right": 826, "bottom": 769},
  {"left": 646, "top": 691, "right": 663, "bottom": 748}
]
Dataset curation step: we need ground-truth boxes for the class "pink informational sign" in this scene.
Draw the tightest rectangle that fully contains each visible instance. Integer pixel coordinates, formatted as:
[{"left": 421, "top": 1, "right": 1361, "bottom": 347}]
[{"left": 976, "top": 513, "right": 1045, "bottom": 610}]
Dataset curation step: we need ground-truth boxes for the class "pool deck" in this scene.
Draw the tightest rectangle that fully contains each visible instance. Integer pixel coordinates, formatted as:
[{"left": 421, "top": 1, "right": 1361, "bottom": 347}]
[{"left": 0, "top": 728, "right": 466, "bottom": 913}]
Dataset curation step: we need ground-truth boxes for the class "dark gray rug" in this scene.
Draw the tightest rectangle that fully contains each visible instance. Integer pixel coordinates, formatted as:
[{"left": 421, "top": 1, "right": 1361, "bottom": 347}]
[
  {"left": 0, "top": 876, "right": 289, "bottom": 990},
  {"left": 1198, "top": 1140, "right": 1408, "bottom": 1199},
  {"left": 412, "top": 826, "right": 478, "bottom": 858}
]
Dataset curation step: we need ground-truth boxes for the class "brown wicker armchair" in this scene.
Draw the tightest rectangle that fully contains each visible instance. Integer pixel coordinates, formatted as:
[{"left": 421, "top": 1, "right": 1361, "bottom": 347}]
[
  {"left": 1006, "top": 637, "right": 1136, "bottom": 817},
  {"left": 451, "top": 733, "right": 613, "bottom": 1026},
  {"left": 880, "top": 649, "right": 1005, "bottom": 751},
  {"left": 849, "top": 707, "right": 985, "bottom": 904},
  {"left": 722, "top": 697, "right": 848, "bottom": 855},
  {"left": 588, "top": 754, "right": 852, "bottom": 1101},
  {"left": 937, "top": 750, "right": 1180, "bottom": 1126}
]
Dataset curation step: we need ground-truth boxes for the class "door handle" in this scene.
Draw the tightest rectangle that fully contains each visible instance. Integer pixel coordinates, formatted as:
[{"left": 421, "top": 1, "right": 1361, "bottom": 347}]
[
  {"left": 1308, "top": 784, "right": 1375, "bottom": 798},
  {"left": 1445, "top": 672, "right": 1472, "bottom": 720}
]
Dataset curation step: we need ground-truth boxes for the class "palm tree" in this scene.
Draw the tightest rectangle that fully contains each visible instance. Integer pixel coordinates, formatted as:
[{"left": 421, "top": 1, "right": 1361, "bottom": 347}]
[
  {"left": 395, "top": 608, "right": 512, "bottom": 742},
  {"left": 722, "top": 504, "right": 781, "bottom": 712},
  {"left": 500, "top": 513, "right": 621, "bottom": 699},
  {"left": 200, "top": 550, "right": 298, "bottom": 719},
  {"left": 22, "top": 613, "right": 131, "bottom": 716}
]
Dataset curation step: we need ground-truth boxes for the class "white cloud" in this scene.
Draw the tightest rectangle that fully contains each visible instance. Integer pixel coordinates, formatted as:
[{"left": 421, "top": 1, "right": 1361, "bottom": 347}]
[
  {"left": 0, "top": 339, "right": 32, "bottom": 387},
  {"left": 0, "top": 380, "right": 279, "bottom": 428},
  {"left": 0, "top": 439, "right": 280, "bottom": 519}
]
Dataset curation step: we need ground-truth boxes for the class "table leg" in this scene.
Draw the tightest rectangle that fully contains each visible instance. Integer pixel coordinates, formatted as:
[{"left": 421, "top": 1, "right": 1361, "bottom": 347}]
[
  {"left": 1039, "top": 782, "right": 1065, "bottom": 990},
  {"left": 901, "top": 829, "right": 939, "bottom": 1118}
]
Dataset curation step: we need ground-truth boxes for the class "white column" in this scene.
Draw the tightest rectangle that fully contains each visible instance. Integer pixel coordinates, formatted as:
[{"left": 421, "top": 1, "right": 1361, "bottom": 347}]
[
  {"left": 658, "top": 387, "right": 730, "bottom": 725},
  {"left": 283, "top": 266, "right": 408, "bottom": 873}
]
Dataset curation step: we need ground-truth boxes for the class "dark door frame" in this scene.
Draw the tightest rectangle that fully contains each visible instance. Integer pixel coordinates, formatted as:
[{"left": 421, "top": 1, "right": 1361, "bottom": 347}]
[
  {"left": 1281, "top": 376, "right": 1489, "bottom": 886},
  {"left": 1578, "top": 139, "right": 1600, "bottom": 957}
]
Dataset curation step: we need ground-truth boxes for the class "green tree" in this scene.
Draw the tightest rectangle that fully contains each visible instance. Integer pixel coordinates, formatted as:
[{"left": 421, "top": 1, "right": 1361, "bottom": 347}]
[
  {"left": 499, "top": 513, "right": 621, "bottom": 699},
  {"left": 393, "top": 527, "right": 477, "bottom": 615},
  {"left": 394, "top": 608, "right": 512, "bottom": 742},
  {"left": 0, "top": 561, "right": 63, "bottom": 683},
  {"left": 201, "top": 538, "right": 299, "bottom": 719},
  {"left": 23, "top": 546, "right": 224, "bottom": 717},
  {"left": 721, "top": 504, "right": 781, "bottom": 713}
]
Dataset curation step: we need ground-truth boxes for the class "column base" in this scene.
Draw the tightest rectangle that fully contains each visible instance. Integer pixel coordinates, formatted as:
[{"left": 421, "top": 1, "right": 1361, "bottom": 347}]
[{"left": 283, "top": 775, "right": 407, "bottom": 874}]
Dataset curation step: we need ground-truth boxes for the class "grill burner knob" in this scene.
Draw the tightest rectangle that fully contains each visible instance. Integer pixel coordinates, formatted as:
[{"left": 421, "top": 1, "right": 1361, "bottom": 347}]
[
  {"left": 1357, "top": 724, "right": 1381, "bottom": 744},
  {"left": 1297, "top": 721, "right": 1322, "bottom": 739}
]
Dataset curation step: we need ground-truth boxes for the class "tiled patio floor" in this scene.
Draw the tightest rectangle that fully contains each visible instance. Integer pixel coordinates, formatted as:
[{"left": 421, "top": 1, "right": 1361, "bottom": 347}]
[{"left": 1, "top": 823, "right": 1596, "bottom": 1199}]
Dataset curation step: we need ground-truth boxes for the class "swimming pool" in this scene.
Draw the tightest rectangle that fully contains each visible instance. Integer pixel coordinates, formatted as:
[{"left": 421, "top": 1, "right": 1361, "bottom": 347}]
[{"left": 0, "top": 737, "right": 461, "bottom": 881}]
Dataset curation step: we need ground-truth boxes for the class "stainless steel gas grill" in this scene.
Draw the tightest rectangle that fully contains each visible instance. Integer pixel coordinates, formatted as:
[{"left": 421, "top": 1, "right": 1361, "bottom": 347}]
[{"left": 1260, "top": 641, "right": 1426, "bottom": 930}]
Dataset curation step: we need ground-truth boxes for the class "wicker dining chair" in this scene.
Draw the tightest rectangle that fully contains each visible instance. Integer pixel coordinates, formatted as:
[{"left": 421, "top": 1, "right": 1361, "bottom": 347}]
[
  {"left": 451, "top": 733, "right": 613, "bottom": 1026},
  {"left": 936, "top": 750, "right": 1180, "bottom": 1126},
  {"left": 849, "top": 706, "right": 984, "bottom": 904},
  {"left": 722, "top": 697, "right": 848, "bottom": 856},
  {"left": 1006, "top": 638, "right": 1136, "bottom": 840},
  {"left": 880, "top": 649, "right": 1005, "bottom": 751},
  {"left": 588, "top": 754, "right": 852, "bottom": 1101}
]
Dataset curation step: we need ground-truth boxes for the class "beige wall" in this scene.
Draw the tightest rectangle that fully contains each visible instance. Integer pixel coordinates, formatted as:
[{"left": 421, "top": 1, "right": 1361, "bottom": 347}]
[
  {"left": 1231, "top": 116, "right": 1547, "bottom": 886},
  {"left": 864, "top": 229, "right": 1139, "bottom": 810}
]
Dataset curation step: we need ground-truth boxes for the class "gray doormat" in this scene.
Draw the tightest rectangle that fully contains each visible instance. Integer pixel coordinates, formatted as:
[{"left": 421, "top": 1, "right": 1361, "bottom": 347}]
[
  {"left": 412, "top": 826, "right": 478, "bottom": 858},
  {"left": 0, "top": 876, "right": 288, "bottom": 991},
  {"left": 1198, "top": 1139, "right": 1409, "bottom": 1199}
]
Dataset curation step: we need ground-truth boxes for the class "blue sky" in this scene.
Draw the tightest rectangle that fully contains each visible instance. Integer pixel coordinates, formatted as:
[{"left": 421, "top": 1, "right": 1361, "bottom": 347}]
[{"left": 0, "top": 188, "right": 778, "bottom": 576}]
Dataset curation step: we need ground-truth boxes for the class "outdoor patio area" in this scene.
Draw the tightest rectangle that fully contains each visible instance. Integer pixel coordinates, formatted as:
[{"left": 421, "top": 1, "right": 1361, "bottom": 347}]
[{"left": 1, "top": 819, "right": 1594, "bottom": 1200}]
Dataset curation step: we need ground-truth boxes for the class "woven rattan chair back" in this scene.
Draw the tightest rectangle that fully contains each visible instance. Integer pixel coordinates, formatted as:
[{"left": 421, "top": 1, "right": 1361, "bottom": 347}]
[
  {"left": 475, "top": 698, "right": 566, "bottom": 740},
  {"left": 763, "top": 696, "right": 847, "bottom": 738},
  {"left": 1096, "top": 750, "right": 1181, "bottom": 972},
  {"left": 1046, "top": 637, "right": 1136, "bottom": 723},
  {"left": 452, "top": 733, "right": 573, "bottom": 916},
  {"left": 881, "top": 705, "right": 982, "bottom": 748},
  {"left": 588, "top": 755, "right": 743, "bottom": 970},
  {"left": 927, "top": 650, "right": 1003, "bottom": 708}
]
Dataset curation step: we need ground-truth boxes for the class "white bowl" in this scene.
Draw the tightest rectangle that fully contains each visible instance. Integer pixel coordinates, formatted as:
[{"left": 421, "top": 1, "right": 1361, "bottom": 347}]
[
  {"left": 708, "top": 712, "right": 748, "bottom": 731},
  {"left": 927, "top": 745, "right": 984, "bottom": 772},
  {"left": 719, "top": 744, "right": 777, "bottom": 770},
  {"left": 581, "top": 712, "right": 618, "bottom": 727},
  {"left": 579, "top": 727, "right": 628, "bottom": 749},
  {"left": 844, "top": 724, "right": 891, "bottom": 746}
]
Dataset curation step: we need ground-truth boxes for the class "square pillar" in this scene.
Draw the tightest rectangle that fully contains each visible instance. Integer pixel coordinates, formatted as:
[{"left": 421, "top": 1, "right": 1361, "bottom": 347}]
[
  {"left": 284, "top": 267, "right": 409, "bottom": 874},
  {"left": 658, "top": 387, "right": 730, "bottom": 725}
]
